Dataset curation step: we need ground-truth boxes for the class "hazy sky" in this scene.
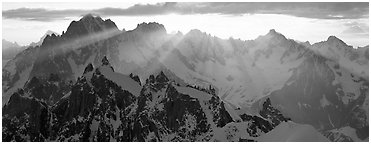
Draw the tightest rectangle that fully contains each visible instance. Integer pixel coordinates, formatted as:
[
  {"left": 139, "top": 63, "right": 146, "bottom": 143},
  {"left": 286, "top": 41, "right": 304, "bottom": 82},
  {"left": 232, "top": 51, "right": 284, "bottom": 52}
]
[{"left": 2, "top": 2, "right": 369, "bottom": 47}]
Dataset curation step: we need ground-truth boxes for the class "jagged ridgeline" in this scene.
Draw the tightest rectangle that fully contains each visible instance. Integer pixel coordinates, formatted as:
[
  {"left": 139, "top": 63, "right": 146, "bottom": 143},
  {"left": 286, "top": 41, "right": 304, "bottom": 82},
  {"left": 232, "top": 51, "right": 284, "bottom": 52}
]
[
  {"left": 2, "top": 14, "right": 368, "bottom": 142},
  {"left": 3, "top": 56, "right": 289, "bottom": 141}
]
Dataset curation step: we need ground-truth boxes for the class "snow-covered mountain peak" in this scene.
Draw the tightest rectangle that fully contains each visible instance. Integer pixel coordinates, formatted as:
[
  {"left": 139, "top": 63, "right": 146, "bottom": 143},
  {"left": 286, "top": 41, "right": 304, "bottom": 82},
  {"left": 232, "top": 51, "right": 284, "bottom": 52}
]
[{"left": 2, "top": 17, "right": 368, "bottom": 142}]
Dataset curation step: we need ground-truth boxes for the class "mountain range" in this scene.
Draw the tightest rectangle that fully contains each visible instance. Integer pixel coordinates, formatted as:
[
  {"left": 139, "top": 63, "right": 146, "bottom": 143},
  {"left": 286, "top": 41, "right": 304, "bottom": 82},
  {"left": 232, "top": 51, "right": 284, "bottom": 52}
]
[
  {"left": 2, "top": 30, "right": 59, "bottom": 68},
  {"left": 2, "top": 14, "right": 368, "bottom": 142}
]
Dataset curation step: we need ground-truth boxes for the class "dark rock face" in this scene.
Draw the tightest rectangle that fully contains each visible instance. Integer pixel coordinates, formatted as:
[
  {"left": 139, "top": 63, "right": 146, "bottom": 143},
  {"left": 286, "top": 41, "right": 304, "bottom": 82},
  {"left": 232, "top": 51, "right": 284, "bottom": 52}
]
[
  {"left": 2, "top": 15, "right": 122, "bottom": 107},
  {"left": 2, "top": 92, "right": 50, "bottom": 141},
  {"left": 128, "top": 68, "right": 235, "bottom": 141},
  {"left": 63, "top": 14, "right": 119, "bottom": 39},
  {"left": 133, "top": 83, "right": 209, "bottom": 141},
  {"left": 50, "top": 58, "right": 138, "bottom": 141},
  {"left": 23, "top": 75, "right": 71, "bottom": 105},
  {"left": 259, "top": 98, "right": 291, "bottom": 127},
  {"left": 2, "top": 57, "right": 245, "bottom": 142},
  {"left": 2, "top": 73, "right": 71, "bottom": 141},
  {"left": 129, "top": 73, "right": 141, "bottom": 86},
  {"left": 83, "top": 63, "right": 94, "bottom": 74},
  {"left": 239, "top": 98, "right": 291, "bottom": 137}
]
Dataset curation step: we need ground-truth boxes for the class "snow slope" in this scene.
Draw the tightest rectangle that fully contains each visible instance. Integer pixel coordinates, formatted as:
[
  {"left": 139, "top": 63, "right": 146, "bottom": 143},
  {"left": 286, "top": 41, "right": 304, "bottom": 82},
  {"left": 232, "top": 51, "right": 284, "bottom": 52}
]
[
  {"left": 99, "top": 65, "right": 142, "bottom": 96},
  {"left": 256, "top": 121, "right": 330, "bottom": 142}
]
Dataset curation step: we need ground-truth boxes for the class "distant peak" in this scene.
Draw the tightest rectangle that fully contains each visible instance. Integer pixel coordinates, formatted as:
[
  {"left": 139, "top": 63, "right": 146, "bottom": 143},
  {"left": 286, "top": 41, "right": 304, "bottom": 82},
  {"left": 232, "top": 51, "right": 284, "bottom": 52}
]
[
  {"left": 187, "top": 29, "right": 205, "bottom": 35},
  {"left": 63, "top": 13, "right": 119, "bottom": 39},
  {"left": 45, "top": 30, "right": 59, "bottom": 35},
  {"left": 134, "top": 22, "right": 167, "bottom": 34},
  {"left": 81, "top": 13, "right": 102, "bottom": 21},
  {"left": 2, "top": 39, "right": 20, "bottom": 48},
  {"left": 257, "top": 29, "right": 287, "bottom": 42},
  {"left": 327, "top": 36, "right": 341, "bottom": 42},
  {"left": 269, "top": 29, "right": 277, "bottom": 34},
  {"left": 185, "top": 29, "right": 210, "bottom": 38},
  {"left": 189, "top": 29, "right": 203, "bottom": 34},
  {"left": 267, "top": 29, "right": 284, "bottom": 37},
  {"left": 326, "top": 36, "right": 347, "bottom": 46}
]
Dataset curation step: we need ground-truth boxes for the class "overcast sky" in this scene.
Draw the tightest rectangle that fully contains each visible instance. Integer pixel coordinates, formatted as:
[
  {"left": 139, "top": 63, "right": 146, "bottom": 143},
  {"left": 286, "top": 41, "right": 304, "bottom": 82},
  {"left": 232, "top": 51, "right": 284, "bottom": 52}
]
[{"left": 2, "top": 2, "right": 369, "bottom": 47}]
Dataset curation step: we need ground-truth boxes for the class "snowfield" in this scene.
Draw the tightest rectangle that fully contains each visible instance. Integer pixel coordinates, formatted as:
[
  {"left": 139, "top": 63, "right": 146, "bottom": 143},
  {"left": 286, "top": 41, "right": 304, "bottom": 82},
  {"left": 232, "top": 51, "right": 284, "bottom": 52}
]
[
  {"left": 256, "top": 121, "right": 330, "bottom": 142},
  {"left": 99, "top": 65, "right": 142, "bottom": 96}
]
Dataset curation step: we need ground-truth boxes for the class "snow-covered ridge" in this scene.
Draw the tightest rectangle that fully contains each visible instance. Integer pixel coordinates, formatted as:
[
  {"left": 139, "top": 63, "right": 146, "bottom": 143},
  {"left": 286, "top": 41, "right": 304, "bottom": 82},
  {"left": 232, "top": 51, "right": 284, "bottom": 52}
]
[
  {"left": 175, "top": 86, "right": 212, "bottom": 101},
  {"left": 99, "top": 65, "right": 142, "bottom": 96},
  {"left": 2, "top": 15, "right": 368, "bottom": 141}
]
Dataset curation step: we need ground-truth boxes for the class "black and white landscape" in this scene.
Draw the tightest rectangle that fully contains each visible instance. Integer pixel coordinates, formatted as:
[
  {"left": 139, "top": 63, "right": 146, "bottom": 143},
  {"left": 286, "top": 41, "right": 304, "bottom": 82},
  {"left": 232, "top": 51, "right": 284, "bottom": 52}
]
[{"left": 2, "top": 2, "right": 369, "bottom": 142}]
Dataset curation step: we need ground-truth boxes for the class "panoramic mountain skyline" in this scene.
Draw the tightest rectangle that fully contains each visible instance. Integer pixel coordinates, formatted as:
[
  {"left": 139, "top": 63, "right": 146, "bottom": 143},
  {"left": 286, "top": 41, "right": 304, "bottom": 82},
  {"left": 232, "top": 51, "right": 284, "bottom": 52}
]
[
  {"left": 2, "top": 2, "right": 369, "bottom": 47},
  {"left": 2, "top": 2, "right": 368, "bottom": 142}
]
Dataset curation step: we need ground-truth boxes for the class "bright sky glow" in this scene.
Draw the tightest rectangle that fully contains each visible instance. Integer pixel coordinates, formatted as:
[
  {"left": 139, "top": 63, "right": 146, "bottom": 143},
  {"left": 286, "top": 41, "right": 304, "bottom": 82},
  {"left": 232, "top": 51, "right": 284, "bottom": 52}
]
[{"left": 2, "top": 2, "right": 369, "bottom": 47}]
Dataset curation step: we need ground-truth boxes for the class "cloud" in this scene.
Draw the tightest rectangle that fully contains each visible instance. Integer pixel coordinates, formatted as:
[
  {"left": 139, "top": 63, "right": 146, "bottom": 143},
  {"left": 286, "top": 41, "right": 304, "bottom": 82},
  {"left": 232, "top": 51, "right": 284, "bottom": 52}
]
[
  {"left": 342, "top": 26, "right": 366, "bottom": 34},
  {"left": 2, "top": 7, "right": 85, "bottom": 21},
  {"left": 2, "top": 2, "right": 369, "bottom": 21},
  {"left": 341, "top": 20, "right": 369, "bottom": 35}
]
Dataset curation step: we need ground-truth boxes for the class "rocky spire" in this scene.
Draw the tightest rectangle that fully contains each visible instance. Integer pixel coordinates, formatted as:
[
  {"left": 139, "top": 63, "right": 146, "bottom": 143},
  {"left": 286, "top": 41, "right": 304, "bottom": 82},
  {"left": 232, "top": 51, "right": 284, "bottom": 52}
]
[
  {"left": 326, "top": 36, "right": 347, "bottom": 46},
  {"left": 83, "top": 63, "right": 94, "bottom": 74},
  {"left": 266, "top": 29, "right": 286, "bottom": 40},
  {"left": 255, "top": 29, "right": 287, "bottom": 43},
  {"left": 101, "top": 56, "right": 114, "bottom": 71},
  {"left": 102, "top": 56, "right": 110, "bottom": 66},
  {"left": 63, "top": 14, "right": 119, "bottom": 39},
  {"left": 155, "top": 71, "right": 169, "bottom": 83}
]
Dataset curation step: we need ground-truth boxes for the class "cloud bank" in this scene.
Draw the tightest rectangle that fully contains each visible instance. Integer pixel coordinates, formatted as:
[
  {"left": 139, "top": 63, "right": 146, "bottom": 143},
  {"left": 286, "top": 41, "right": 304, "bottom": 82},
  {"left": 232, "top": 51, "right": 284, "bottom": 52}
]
[{"left": 3, "top": 2, "right": 369, "bottom": 21}]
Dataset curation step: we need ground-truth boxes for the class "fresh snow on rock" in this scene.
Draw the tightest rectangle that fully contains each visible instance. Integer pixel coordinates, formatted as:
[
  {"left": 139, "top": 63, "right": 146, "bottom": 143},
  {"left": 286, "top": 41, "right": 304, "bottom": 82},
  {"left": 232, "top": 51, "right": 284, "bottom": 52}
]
[
  {"left": 224, "top": 102, "right": 242, "bottom": 122},
  {"left": 175, "top": 86, "right": 212, "bottom": 101},
  {"left": 99, "top": 65, "right": 142, "bottom": 96},
  {"left": 256, "top": 121, "right": 330, "bottom": 142},
  {"left": 326, "top": 60, "right": 365, "bottom": 104},
  {"left": 212, "top": 122, "right": 254, "bottom": 141}
]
